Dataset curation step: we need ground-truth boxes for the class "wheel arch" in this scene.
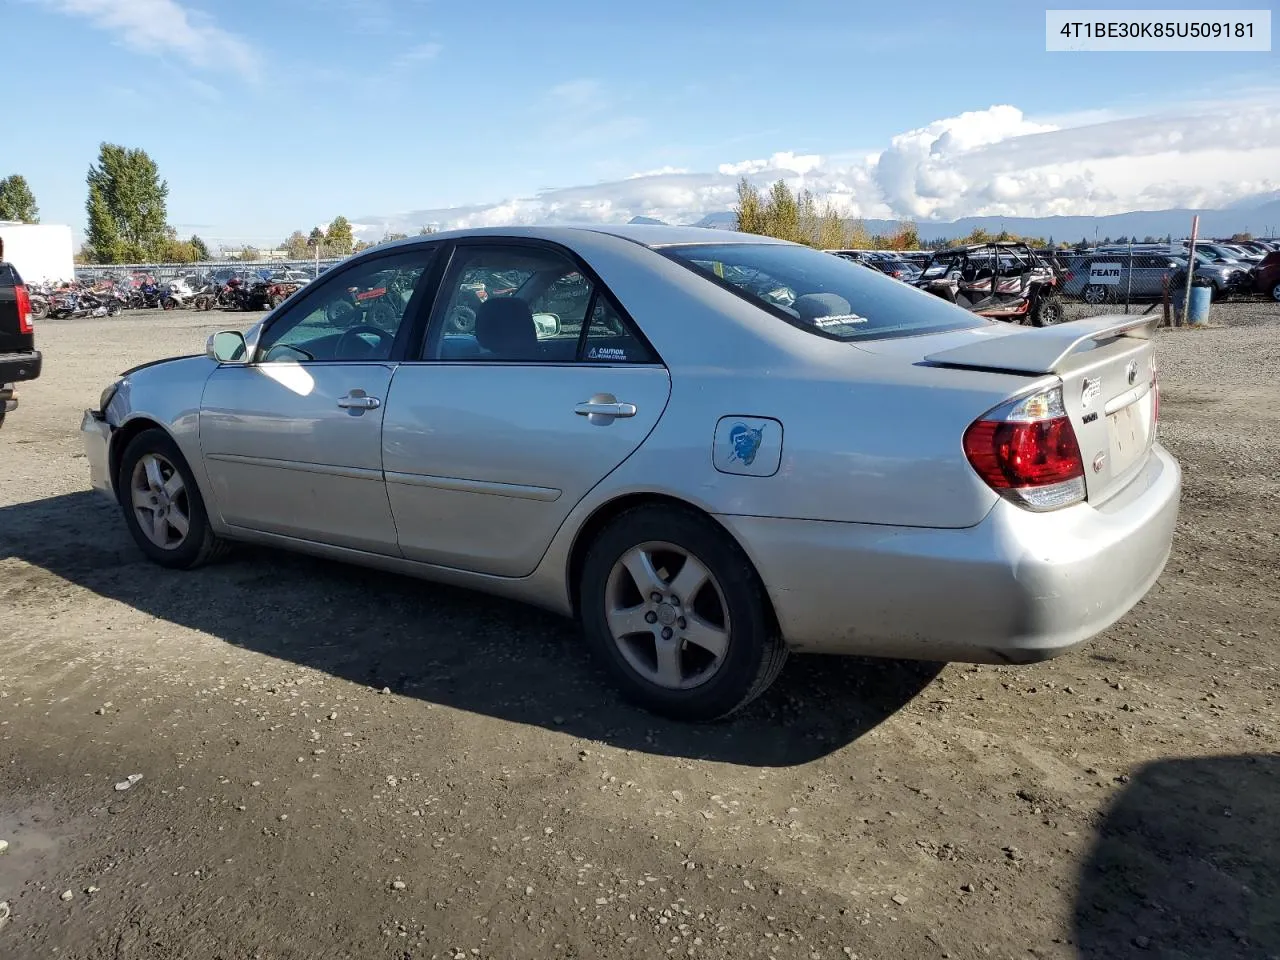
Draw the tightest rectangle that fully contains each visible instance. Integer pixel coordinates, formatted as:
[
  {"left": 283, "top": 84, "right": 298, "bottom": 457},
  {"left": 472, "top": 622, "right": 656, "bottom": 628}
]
[
  {"left": 565, "top": 492, "right": 780, "bottom": 633},
  {"left": 108, "top": 416, "right": 175, "bottom": 503}
]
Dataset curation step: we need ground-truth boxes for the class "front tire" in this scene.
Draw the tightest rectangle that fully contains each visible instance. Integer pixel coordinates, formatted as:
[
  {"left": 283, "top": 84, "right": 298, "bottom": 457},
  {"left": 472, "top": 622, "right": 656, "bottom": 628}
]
[
  {"left": 1082, "top": 284, "right": 1107, "bottom": 305},
  {"left": 579, "top": 505, "right": 787, "bottom": 722},
  {"left": 117, "top": 429, "right": 229, "bottom": 569},
  {"left": 1272, "top": 283, "right": 1280, "bottom": 303},
  {"left": 162, "top": 297, "right": 178, "bottom": 311}
]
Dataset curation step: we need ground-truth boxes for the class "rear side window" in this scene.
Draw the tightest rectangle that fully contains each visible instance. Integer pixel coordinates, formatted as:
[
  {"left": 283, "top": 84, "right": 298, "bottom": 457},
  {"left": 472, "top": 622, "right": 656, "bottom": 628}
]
[{"left": 664, "top": 242, "right": 986, "bottom": 342}]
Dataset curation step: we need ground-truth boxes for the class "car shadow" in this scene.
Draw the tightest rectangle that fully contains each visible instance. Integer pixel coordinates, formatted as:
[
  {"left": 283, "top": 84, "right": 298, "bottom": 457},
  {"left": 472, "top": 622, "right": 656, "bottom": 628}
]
[
  {"left": 0, "top": 491, "right": 940, "bottom": 767},
  {"left": 1074, "top": 753, "right": 1280, "bottom": 959}
]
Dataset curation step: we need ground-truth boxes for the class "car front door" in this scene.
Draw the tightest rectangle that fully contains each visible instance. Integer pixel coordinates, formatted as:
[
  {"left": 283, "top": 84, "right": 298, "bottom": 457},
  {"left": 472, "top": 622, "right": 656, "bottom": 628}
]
[
  {"left": 381, "top": 241, "right": 671, "bottom": 577},
  {"left": 199, "top": 247, "right": 438, "bottom": 554}
]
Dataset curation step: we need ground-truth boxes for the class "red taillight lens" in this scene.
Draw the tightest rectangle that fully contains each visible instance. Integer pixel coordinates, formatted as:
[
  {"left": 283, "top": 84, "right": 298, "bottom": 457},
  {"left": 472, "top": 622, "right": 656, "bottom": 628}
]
[
  {"left": 963, "top": 418, "right": 1084, "bottom": 488},
  {"left": 963, "top": 386, "right": 1086, "bottom": 511},
  {"left": 14, "top": 284, "right": 33, "bottom": 334}
]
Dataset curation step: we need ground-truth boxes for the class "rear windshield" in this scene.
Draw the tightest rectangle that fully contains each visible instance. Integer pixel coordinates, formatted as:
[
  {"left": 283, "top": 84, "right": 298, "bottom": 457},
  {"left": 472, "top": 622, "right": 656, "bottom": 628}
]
[{"left": 664, "top": 242, "right": 986, "bottom": 341}]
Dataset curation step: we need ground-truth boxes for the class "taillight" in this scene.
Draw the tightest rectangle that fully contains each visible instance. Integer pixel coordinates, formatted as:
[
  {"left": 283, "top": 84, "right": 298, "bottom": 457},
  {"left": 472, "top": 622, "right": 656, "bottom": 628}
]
[
  {"left": 14, "top": 284, "right": 33, "bottom": 334},
  {"left": 963, "top": 385, "right": 1086, "bottom": 511}
]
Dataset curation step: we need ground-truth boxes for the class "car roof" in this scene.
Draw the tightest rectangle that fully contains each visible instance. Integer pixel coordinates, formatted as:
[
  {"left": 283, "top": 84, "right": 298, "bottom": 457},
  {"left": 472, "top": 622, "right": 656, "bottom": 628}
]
[{"left": 375, "top": 223, "right": 789, "bottom": 250}]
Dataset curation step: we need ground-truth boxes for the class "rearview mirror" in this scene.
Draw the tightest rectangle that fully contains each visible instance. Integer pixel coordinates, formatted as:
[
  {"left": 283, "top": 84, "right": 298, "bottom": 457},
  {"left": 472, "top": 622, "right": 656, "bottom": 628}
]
[
  {"left": 207, "top": 330, "right": 248, "bottom": 363},
  {"left": 532, "top": 312, "right": 561, "bottom": 339}
]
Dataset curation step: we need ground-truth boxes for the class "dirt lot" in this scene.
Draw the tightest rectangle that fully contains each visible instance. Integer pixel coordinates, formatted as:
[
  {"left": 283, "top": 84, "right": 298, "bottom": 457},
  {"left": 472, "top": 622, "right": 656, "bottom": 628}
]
[{"left": 1, "top": 304, "right": 1277, "bottom": 960}]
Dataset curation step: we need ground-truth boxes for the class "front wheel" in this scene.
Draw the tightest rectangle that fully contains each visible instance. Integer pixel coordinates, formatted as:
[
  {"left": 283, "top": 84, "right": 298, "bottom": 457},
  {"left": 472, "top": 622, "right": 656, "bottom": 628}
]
[
  {"left": 162, "top": 297, "right": 178, "bottom": 311},
  {"left": 1082, "top": 284, "right": 1107, "bottom": 305},
  {"left": 579, "top": 505, "right": 787, "bottom": 721},
  {"left": 30, "top": 297, "right": 50, "bottom": 321},
  {"left": 117, "top": 429, "right": 230, "bottom": 569},
  {"left": 1272, "top": 283, "right": 1280, "bottom": 303}
]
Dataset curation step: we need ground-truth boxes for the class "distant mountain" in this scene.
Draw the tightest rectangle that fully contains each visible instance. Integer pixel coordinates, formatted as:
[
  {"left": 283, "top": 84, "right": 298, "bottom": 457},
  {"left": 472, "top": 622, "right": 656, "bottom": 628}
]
[
  {"left": 689, "top": 197, "right": 1280, "bottom": 243},
  {"left": 627, "top": 215, "right": 668, "bottom": 225}
]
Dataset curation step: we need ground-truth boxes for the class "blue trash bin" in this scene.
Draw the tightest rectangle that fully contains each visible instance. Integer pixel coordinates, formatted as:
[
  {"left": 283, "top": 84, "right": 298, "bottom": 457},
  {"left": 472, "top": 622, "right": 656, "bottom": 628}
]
[{"left": 1172, "top": 283, "right": 1212, "bottom": 325}]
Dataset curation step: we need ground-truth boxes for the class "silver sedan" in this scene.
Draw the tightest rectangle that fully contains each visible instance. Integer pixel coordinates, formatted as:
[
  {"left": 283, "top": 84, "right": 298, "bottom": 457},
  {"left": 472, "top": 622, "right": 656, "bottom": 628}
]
[{"left": 81, "top": 225, "right": 1180, "bottom": 721}]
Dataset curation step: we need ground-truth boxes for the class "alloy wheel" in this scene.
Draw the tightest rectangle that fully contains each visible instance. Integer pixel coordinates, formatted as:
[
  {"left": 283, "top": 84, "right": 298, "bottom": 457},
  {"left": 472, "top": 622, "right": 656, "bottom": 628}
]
[
  {"left": 1083, "top": 285, "right": 1106, "bottom": 305},
  {"left": 130, "top": 453, "right": 191, "bottom": 550},
  {"left": 604, "top": 541, "right": 731, "bottom": 690}
]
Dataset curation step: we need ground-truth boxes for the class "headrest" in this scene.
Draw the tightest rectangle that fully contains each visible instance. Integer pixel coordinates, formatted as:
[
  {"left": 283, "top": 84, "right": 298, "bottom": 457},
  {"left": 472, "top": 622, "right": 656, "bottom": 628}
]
[{"left": 474, "top": 297, "right": 539, "bottom": 361}]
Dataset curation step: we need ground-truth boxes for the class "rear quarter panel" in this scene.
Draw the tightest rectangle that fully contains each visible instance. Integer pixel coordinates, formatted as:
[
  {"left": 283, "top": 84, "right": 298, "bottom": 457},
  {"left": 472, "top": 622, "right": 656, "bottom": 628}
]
[{"left": 566, "top": 233, "right": 1033, "bottom": 529}]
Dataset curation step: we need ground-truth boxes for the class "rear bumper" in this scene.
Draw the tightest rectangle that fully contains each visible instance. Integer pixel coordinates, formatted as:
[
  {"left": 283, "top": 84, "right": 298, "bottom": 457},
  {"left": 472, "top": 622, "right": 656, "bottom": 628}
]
[
  {"left": 716, "top": 444, "right": 1181, "bottom": 664},
  {"left": 0, "top": 350, "right": 41, "bottom": 384},
  {"left": 81, "top": 409, "right": 116, "bottom": 499}
]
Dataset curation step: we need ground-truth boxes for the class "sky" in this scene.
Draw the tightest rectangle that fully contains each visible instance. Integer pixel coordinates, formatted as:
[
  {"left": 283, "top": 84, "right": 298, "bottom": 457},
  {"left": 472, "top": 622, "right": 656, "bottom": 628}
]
[{"left": 6, "top": 0, "right": 1278, "bottom": 250}]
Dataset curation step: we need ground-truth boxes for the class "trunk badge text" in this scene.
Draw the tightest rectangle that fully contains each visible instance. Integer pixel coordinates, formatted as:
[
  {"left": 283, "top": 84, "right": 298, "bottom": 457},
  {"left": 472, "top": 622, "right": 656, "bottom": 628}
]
[{"left": 1081, "top": 377, "right": 1101, "bottom": 408}]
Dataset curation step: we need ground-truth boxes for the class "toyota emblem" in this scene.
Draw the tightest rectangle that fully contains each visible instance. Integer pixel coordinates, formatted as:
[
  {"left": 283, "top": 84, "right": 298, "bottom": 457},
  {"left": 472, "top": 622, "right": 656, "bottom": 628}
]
[
  {"left": 1125, "top": 360, "right": 1138, "bottom": 385},
  {"left": 1093, "top": 453, "right": 1106, "bottom": 473}
]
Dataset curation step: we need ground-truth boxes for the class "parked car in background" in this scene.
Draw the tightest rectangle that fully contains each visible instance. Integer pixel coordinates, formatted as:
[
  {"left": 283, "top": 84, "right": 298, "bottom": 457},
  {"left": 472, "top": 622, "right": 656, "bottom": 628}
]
[
  {"left": 1062, "top": 251, "right": 1180, "bottom": 303},
  {"left": 81, "top": 225, "right": 1180, "bottom": 720},
  {"left": 1246, "top": 251, "right": 1280, "bottom": 301}
]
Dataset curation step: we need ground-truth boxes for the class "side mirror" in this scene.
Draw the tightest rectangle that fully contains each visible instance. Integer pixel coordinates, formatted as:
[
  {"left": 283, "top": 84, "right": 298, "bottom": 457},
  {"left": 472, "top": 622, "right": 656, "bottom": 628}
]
[
  {"left": 532, "top": 312, "right": 561, "bottom": 339},
  {"left": 207, "top": 330, "right": 248, "bottom": 363}
]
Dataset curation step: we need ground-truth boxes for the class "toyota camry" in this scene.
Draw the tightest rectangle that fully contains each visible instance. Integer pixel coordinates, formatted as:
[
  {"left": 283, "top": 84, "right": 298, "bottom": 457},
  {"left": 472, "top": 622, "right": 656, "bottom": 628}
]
[{"left": 82, "top": 225, "right": 1180, "bottom": 721}]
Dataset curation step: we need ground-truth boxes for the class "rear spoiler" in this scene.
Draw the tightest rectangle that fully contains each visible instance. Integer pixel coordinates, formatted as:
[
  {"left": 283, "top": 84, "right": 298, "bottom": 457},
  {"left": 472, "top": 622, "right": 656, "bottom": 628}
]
[{"left": 924, "top": 314, "right": 1159, "bottom": 376}]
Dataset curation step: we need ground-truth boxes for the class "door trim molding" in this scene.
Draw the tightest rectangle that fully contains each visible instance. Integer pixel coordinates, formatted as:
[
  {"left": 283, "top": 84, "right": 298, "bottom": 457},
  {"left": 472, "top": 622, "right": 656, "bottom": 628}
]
[
  {"left": 384, "top": 470, "right": 562, "bottom": 502},
  {"left": 205, "top": 452, "right": 384, "bottom": 482}
]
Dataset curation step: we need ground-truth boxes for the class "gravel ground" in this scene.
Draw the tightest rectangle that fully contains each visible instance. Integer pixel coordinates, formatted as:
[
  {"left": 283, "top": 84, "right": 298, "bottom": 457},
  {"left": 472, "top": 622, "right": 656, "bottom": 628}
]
[{"left": 1, "top": 302, "right": 1278, "bottom": 960}]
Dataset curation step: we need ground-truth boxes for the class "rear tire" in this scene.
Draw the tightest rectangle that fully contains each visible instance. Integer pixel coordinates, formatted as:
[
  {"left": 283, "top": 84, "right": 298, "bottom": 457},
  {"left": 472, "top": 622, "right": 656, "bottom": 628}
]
[
  {"left": 117, "top": 429, "right": 230, "bottom": 569},
  {"left": 1082, "top": 284, "right": 1107, "bottom": 305},
  {"left": 578, "top": 505, "right": 787, "bottom": 722}
]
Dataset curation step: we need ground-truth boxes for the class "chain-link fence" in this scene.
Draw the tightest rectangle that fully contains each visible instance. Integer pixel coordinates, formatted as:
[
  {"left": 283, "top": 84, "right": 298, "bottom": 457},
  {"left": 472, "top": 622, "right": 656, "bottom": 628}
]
[{"left": 72, "top": 257, "right": 348, "bottom": 284}]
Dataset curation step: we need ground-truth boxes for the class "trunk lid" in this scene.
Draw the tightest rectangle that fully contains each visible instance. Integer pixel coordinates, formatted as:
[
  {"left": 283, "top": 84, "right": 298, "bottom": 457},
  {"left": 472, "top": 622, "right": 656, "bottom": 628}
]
[{"left": 919, "top": 314, "right": 1159, "bottom": 504}]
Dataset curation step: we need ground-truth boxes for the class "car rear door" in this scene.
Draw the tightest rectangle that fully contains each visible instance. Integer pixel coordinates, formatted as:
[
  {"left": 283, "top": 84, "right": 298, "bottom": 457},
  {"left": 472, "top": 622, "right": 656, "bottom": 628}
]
[
  {"left": 381, "top": 240, "right": 671, "bottom": 577},
  {"left": 199, "top": 246, "right": 439, "bottom": 554}
]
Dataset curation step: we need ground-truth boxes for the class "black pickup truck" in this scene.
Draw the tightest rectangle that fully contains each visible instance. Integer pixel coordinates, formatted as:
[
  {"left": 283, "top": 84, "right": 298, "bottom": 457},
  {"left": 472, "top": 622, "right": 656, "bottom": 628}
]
[{"left": 0, "top": 262, "right": 42, "bottom": 427}]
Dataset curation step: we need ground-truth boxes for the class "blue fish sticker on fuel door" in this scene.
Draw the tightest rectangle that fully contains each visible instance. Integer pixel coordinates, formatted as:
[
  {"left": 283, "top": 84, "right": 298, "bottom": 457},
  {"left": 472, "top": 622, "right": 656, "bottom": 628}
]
[
  {"left": 713, "top": 416, "right": 783, "bottom": 477},
  {"left": 729, "top": 423, "right": 764, "bottom": 466}
]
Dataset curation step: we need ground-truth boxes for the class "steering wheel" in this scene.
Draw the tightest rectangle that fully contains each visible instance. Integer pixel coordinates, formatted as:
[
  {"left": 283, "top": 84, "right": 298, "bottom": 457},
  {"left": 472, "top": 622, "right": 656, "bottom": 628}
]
[{"left": 334, "top": 324, "right": 395, "bottom": 360}]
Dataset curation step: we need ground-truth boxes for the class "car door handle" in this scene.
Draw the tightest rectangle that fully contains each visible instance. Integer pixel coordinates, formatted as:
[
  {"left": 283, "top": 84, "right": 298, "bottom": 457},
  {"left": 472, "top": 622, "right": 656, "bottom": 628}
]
[
  {"left": 337, "top": 392, "right": 381, "bottom": 410},
  {"left": 574, "top": 396, "right": 637, "bottom": 420}
]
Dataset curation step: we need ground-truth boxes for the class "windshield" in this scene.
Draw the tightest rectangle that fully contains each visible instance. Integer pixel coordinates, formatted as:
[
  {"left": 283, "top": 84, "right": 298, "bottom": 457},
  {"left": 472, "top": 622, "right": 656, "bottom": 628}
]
[{"left": 663, "top": 242, "right": 987, "bottom": 342}]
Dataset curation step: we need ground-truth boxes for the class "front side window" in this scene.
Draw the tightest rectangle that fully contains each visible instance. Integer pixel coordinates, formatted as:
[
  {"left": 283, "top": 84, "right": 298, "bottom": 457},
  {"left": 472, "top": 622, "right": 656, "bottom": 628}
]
[
  {"left": 665, "top": 242, "right": 986, "bottom": 342},
  {"left": 427, "top": 245, "right": 655, "bottom": 364},
  {"left": 256, "top": 250, "right": 433, "bottom": 362}
]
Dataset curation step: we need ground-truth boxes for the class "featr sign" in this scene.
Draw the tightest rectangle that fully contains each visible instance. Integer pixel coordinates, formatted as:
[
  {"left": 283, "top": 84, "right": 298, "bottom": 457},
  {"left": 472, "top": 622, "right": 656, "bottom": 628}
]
[{"left": 1089, "top": 262, "right": 1123, "bottom": 285}]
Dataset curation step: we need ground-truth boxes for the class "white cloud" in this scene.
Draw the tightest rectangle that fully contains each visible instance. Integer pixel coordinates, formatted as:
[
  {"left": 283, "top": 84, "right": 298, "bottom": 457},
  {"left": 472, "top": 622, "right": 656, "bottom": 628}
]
[
  {"left": 32, "top": 0, "right": 258, "bottom": 81},
  {"left": 354, "top": 93, "right": 1280, "bottom": 237}
]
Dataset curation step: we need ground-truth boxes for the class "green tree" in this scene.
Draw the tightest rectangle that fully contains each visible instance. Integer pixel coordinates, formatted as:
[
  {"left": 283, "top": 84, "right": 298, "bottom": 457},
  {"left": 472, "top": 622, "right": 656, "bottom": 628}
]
[
  {"left": 733, "top": 178, "right": 766, "bottom": 235},
  {"left": 284, "top": 230, "right": 311, "bottom": 259},
  {"left": 84, "top": 144, "right": 169, "bottom": 262},
  {"left": 353, "top": 240, "right": 372, "bottom": 253},
  {"left": 307, "top": 226, "right": 325, "bottom": 246},
  {"left": 381, "top": 231, "right": 409, "bottom": 244},
  {"left": 843, "top": 219, "right": 871, "bottom": 249},
  {"left": 418, "top": 224, "right": 438, "bottom": 235},
  {"left": 189, "top": 234, "right": 211, "bottom": 260},
  {"left": 0, "top": 174, "right": 40, "bottom": 223},
  {"left": 885, "top": 220, "right": 919, "bottom": 251},
  {"left": 762, "top": 180, "right": 801, "bottom": 244},
  {"left": 1230, "top": 231, "right": 1253, "bottom": 242},
  {"left": 815, "top": 204, "right": 846, "bottom": 250},
  {"left": 325, "top": 215, "right": 354, "bottom": 255},
  {"left": 239, "top": 245, "right": 260, "bottom": 261}
]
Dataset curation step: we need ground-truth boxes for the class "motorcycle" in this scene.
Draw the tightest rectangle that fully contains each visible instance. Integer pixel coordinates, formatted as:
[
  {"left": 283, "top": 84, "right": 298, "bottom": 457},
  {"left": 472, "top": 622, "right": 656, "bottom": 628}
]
[
  {"left": 47, "top": 289, "right": 120, "bottom": 319},
  {"left": 162, "top": 275, "right": 201, "bottom": 310}
]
